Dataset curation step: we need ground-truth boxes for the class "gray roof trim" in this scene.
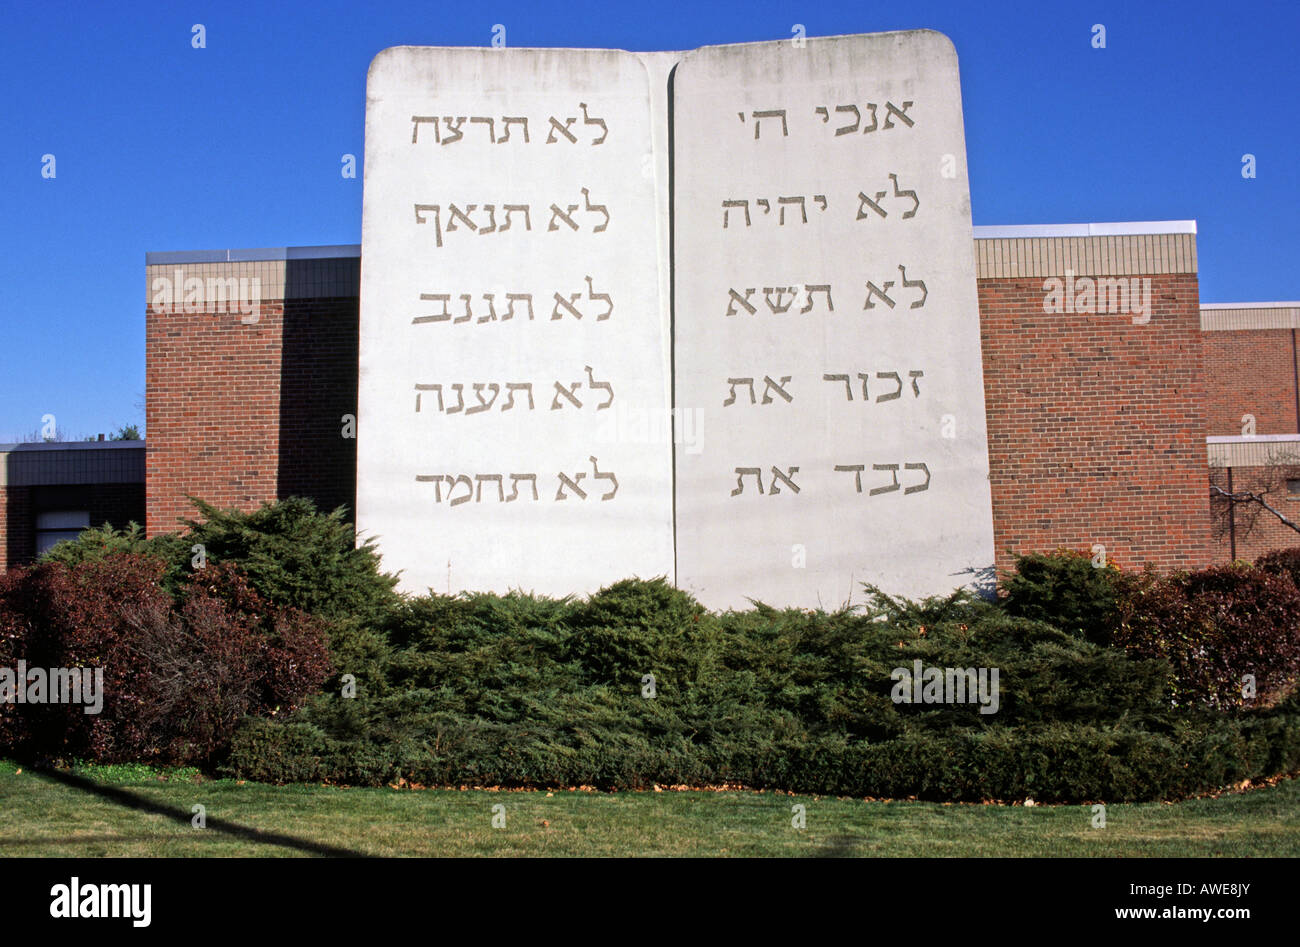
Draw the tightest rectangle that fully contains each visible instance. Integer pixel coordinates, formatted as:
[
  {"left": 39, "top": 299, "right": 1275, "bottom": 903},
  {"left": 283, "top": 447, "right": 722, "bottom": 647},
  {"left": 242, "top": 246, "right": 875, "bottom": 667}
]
[
  {"left": 146, "top": 246, "right": 361, "bottom": 265},
  {"left": 973, "top": 220, "right": 1197, "bottom": 239},
  {"left": 0, "top": 440, "right": 146, "bottom": 452},
  {"left": 1201, "top": 301, "right": 1300, "bottom": 310}
]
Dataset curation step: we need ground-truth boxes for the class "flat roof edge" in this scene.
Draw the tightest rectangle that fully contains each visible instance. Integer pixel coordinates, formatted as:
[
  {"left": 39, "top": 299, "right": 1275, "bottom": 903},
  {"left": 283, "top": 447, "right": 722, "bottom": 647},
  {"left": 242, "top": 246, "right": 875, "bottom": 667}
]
[
  {"left": 974, "top": 221, "right": 1197, "bottom": 238},
  {"left": 1201, "top": 301, "right": 1300, "bottom": 310},
  {"left": 0, "top": 441, "right": 147, "bottom": 452},
  {"left": 146, "top": 245, "right": 361, "bottom": 265},
  {"left": 1208, "top": 435, "right": 1300, "bottom": 443}
]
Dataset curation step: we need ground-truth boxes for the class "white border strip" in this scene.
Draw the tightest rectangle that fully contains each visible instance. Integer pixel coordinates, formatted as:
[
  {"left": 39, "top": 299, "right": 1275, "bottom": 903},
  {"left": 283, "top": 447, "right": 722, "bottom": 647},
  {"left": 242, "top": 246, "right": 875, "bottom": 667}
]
[
  {"left": 1202, "top": 301, "right": 1300, "bottom": 310},
  {"left": 973, "top": 220, "right": 1197, "bottom": 239},
  {"left": 1208, "top": 435, "right": 1300, "bottom": 444}
]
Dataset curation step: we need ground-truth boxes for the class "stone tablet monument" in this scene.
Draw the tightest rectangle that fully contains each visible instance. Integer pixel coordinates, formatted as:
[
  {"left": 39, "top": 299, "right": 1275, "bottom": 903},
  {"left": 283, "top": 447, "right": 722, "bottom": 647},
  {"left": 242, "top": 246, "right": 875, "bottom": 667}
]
[
  {"left": 672, "top": 32, "right": 995, "bottom": 609},
  {"left": 358, "top": 31, "right": 995, "bottom": 606}
]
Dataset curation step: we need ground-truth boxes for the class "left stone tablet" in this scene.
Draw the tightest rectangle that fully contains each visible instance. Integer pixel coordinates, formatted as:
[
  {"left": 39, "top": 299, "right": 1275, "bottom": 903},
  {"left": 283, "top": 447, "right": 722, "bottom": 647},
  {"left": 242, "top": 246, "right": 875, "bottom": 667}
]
[{"left": 358, "top": 46, "right": 675, "bottom": 597}]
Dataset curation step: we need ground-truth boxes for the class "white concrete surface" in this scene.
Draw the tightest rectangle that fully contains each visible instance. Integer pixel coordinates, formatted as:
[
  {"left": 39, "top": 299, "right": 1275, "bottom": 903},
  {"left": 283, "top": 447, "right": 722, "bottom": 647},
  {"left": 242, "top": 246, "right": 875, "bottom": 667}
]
[
  {"left": 358, "top": 46, "right": 675, "bottom": 597},
  {"left": 671, "top": 31, "right": 996, "bottom": 609}
]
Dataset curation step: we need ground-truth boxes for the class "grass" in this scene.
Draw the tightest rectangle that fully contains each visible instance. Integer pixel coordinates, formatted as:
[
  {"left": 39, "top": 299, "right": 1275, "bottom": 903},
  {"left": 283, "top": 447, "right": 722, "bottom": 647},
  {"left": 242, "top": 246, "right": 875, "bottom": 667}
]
[{"left": 1, "top": 759, "right": 1297, "bottom": 857}]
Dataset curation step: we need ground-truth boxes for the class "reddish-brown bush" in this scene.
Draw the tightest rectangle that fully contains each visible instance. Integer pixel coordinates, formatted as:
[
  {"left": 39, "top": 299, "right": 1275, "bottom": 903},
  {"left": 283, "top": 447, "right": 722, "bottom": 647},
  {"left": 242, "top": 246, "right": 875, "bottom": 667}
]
[
  {"left": 0, "top": 554, "right": 331, "bottom": 764},
  {"left": 1255, "top": 547, "right": 1300, "bottom": 590},
  {"left": 1115, "top": 563, "right": 1300, "bottom": 708}
]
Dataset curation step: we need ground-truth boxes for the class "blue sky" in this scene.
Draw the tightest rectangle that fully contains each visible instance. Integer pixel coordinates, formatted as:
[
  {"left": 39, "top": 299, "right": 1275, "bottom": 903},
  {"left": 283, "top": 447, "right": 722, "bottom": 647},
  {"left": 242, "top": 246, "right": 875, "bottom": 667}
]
[{"left": 2, "top": 0, "right": 1296, "bottom": 441}]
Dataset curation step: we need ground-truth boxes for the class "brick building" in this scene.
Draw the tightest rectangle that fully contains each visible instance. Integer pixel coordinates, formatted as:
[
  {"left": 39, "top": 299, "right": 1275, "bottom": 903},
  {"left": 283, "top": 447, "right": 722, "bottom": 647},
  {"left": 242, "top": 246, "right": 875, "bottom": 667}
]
[
  {"left": 143, "top": 247, "right": 360, "bottom": 536},
  {"left": 0, "top": 441, "right": 146, "bottom": 571},
  {"left": 974, "top": 222, "right": 1208, "bottom": 574},
  {"left": 1201, "top": 303, "right": 1300, "bottom": 561},
  {"left": 2, "top": 221, "right": 1293, "bottom": 580}
]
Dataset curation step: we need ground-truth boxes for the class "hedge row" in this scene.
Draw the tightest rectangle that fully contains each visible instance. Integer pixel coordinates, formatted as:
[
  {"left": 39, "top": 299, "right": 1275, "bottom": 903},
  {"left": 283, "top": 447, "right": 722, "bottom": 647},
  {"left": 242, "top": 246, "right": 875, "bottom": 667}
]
[
  {"left": 225, "top": 704, "right": 1300, "bottom": 803},
  {"left": 215, "top": 575, "right": 1300, "bottom": 802},
  {"left": 12, "top": 503, "right": 1300, "bottom": 802}
]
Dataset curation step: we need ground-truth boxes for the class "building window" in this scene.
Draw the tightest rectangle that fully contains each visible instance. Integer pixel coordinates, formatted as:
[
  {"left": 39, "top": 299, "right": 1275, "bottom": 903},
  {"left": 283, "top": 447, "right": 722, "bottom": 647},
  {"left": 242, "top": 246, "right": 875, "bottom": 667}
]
[
  {"left": 1288, "top": 479, "right": 1300, "bottom": 496},
  {"left": 35, "top": 511, "right": 91, "bottom": 555}
]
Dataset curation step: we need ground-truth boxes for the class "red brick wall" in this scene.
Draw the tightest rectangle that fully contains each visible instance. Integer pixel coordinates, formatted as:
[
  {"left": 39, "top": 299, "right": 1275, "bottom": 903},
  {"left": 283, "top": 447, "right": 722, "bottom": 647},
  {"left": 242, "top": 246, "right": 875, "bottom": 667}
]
[
  {"left": 1202, "top": 329, "right": 1298, "bottom": 436},
  {"left": 0, "top": 484, "right": 31, "bottom": 572},
  {"left": 978, "top": 273, "right": 1211, "bottom": 574},
  {"left": 146, "top": 301, "right": 286, "bottom": 534},
  {"left": 145, "top": 296, "right": 357, "bottom": 536}
]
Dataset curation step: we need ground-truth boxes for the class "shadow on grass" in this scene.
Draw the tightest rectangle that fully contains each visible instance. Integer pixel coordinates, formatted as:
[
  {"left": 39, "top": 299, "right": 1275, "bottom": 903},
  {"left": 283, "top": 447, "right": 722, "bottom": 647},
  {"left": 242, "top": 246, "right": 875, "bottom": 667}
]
[
  {"left": 810, "top": 834, "right": 864, "bottom": 857},
  {"left": 29, "top": 767, "right": 374, "bottom": 858}
]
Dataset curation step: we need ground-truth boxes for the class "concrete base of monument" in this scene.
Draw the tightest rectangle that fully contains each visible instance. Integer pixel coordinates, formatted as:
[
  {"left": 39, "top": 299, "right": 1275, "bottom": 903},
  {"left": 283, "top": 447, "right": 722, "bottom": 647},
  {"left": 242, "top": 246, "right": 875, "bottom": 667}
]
[{"left": 674, "top": 553, "right": 999, "bottom": 613}]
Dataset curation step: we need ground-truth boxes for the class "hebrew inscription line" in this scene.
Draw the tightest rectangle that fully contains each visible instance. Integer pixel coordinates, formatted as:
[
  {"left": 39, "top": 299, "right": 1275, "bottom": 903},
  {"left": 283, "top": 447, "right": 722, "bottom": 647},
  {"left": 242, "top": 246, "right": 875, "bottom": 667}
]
[
  {"left": 728, "top": 462, "right": 933, "bottom": 497},
  {"left": 413, "top": 367, "right": 615, "bottom": 415},
  {"left": 738, "top": 101, "right": 917, "bottom": 138},
  {"left": 413, "top": 189, "right": 610, "bottom": 247},
  {"left": 721, "top": 270, "right": 929, "bottom": 317},
  {"left": 728, "top": 463, "right": 930, "bottom": 499},
  {"left": 413, "top": 278, "right": 613, "bottom": 325},
  {"left": 721, "top": 369, "right": 925, "bottom": 405},
  {"left": 410, "top": 105, "right": 608, "bottom": 146},
  {"left": 416, "top": 456, "right": 619, "bottom": 506},
  {"left": 720, "top": 179, "right": 922, "bottom": 228}
]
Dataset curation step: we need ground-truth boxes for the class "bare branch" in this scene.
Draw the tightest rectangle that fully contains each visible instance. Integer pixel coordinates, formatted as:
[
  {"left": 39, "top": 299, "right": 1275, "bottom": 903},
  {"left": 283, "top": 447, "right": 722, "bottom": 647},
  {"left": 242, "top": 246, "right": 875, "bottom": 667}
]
[{"left": 1210, "top": 484, "right": 1300, "bottom": 535}]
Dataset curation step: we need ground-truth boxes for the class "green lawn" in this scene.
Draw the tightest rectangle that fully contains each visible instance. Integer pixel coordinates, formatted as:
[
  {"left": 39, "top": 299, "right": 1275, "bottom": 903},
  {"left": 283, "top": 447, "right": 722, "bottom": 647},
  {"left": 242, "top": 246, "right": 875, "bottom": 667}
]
[{"left": 1, "top": 760, "right": 1296, "bottom": 857}]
